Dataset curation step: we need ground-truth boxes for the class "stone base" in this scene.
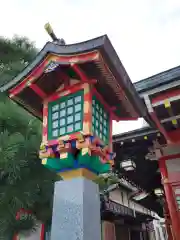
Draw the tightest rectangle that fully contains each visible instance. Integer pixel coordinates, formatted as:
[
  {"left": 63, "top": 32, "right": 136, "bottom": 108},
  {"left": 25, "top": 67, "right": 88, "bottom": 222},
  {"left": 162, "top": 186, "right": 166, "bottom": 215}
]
[{"left": 51, "top": 178, "right": 101, "bottom": 240}]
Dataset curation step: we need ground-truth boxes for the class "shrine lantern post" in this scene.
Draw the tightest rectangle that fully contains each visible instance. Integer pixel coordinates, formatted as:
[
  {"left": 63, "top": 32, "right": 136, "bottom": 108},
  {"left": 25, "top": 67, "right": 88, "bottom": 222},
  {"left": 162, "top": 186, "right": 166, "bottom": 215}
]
[{"left": 1, "top": 25, "right": 148, "bottom": 240}]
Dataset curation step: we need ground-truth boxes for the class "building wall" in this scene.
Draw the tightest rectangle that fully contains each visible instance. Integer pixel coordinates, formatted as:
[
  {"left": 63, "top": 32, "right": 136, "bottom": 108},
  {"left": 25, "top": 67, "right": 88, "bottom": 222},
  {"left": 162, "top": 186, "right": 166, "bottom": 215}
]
[
  {"left": 102, "top": 221, "right": 116, "bottom": 240},
  {"left": 109, "top": 189, "right": 167, "bottom": 240},
  {"left": 109, "top": 188, "right": 154, "bottom": 218}
]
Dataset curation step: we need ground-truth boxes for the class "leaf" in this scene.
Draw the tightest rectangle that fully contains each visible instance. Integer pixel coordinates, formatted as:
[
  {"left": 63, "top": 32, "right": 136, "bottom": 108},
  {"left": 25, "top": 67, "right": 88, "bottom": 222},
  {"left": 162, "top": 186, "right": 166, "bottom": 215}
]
[{"left": 0, "top": 36, "right": 57, "bottom": 237}]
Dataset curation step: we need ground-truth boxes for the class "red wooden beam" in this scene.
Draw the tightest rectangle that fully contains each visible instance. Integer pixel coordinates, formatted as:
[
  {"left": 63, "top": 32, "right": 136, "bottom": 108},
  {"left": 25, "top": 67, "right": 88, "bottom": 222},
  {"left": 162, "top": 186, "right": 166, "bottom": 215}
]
[
  {"left": 71, "top": 64, "right": 96, "bottom": 85},
  {"left": 150, "top": 112, "right": 172, "bottom": 143},
  {"left": 159, "top": 158, "right": 180, "bottom": 239},
  {"left": 29, "top": 84, "right": 47, "bottom": 99},
  {"left": 152, "top": 89, "right": 180, "bottom": 104},
  {"left": 46, "top": 82, "right": 83, "bottom": 103},
  {"left": 71, "top": 64, "right": 88, "bottom": 82},
  {"left": 168, "top": 128, "right": 180, "bottom": 143},
  {"left": 160, "top": 153, "right": 180, "bottom": 161},
  {"left": 144, "top": 95, "right": 172, "bottom": 143},
  {"left": 9, "top": 51, "right": 98, "bottom": 97},
  {"left": 40, "top": 223, "right": 45, "bottom": 240},
  {"left": 9, "top": 60, "right": 48, "bottom": 96}
]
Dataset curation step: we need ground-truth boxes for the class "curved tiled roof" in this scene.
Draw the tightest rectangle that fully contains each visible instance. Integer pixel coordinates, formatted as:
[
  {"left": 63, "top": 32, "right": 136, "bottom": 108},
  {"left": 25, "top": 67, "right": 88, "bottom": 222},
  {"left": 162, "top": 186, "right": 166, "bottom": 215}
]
[{"left": 135, "top": 65, "right": 180, "bottom": 93}]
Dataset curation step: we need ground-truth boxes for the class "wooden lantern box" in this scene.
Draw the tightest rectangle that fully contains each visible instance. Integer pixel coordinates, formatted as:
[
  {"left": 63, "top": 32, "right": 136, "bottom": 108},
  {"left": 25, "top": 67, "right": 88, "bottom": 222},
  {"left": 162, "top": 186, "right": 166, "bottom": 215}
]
[{"left": 1, "top": 35, "right": 148, "bottom": 178}]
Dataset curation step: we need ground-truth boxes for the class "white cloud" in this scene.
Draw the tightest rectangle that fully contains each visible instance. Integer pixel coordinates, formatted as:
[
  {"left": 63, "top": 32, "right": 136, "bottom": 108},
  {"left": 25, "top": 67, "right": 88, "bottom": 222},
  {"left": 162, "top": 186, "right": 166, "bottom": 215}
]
[{"left": 1, "top": 0, "right": 180, "bottom": 134}]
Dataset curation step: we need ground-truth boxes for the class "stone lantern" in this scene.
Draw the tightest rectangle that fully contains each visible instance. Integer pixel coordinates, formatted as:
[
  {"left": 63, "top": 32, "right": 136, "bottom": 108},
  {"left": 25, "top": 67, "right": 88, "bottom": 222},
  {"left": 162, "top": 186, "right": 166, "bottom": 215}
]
[{"left": 1, "top": 26, "right": 148, "bottom": 240}]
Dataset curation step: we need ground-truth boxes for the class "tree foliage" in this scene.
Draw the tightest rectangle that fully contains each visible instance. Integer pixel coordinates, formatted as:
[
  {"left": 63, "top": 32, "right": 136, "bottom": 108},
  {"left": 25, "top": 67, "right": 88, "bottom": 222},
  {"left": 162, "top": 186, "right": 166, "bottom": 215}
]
[
  {"left": 0, "top": 36, "right": 57, "bottom": 239},
  {"left": 0, "top": 36, "right": 118, "bottom": 239},
  {"left": 95, "top": 173, "right": 119, "bottom": 192}
]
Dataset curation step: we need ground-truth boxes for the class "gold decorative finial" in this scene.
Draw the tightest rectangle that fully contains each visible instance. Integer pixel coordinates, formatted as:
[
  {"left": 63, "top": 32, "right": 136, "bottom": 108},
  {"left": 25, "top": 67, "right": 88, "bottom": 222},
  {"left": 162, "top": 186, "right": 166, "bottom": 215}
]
[
  {"left": 44, "top": 22, "right": 53, "bottom": 35},
  {"left": 44, "top": 22, "right": 66, "bottom": 45},
  {"left": 44, "top": 22, "right": 58, "bottom": 41}
]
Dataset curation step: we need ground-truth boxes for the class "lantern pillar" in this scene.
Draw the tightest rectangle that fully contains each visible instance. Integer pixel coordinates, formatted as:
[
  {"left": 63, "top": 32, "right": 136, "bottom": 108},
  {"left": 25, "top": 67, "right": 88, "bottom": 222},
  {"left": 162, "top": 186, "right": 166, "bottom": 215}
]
[
  {"left": 51, "top": 175, "right": 101, "bottom": 240},
  {"left": 2, "top": 34, "right": 146, "bottom": 240},
  {"left": 39, "top": 83, "right": 115, "bottom": 240}
]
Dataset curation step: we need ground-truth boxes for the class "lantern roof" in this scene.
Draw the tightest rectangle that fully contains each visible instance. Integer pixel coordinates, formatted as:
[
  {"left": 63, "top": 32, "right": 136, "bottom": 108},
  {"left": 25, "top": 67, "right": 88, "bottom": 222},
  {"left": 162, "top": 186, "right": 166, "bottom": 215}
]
[{"left": 0, "top": 35, "right": 152, "bottom": 123}]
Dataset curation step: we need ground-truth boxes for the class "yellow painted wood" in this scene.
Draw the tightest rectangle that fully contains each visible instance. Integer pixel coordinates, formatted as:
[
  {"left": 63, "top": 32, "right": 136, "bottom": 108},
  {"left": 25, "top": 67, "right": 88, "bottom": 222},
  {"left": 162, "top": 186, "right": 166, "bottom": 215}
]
[
  {"left": 42, "top": 158, "right": 47, "bottom": 165},
  {"left": 59, "top": 168, "right": 97, "bottom": 180},
  {"left": 164, "top": 99, "right": 171, "bottom": 108},
  {"left": 172, "top": 119, "right": 177, "bottom": 125}
]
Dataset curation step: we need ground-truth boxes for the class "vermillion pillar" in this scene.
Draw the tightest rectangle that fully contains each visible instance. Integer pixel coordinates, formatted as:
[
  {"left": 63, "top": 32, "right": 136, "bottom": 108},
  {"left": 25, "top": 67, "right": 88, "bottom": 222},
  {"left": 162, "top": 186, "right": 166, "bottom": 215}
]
[{"left": 159, "top": 158, "right": 180, "bottom": 240}]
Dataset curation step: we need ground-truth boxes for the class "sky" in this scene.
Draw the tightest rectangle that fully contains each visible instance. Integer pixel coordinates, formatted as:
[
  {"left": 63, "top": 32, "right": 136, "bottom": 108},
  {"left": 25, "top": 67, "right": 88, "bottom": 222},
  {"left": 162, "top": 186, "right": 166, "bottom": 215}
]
[{"left": 1, "top": 0, "right": 180, "bottom": 134}]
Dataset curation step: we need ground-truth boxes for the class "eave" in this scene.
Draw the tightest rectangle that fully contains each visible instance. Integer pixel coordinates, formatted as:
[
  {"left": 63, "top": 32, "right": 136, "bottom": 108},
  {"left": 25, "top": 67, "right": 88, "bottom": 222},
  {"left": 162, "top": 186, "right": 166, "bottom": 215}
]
[
  {"left": 135, "top": 65, "right": 180, "bottom": 94},
  {"left": 135, "top": 66, "right": 180, "bottom": 143},
  {"left": 0, "top": 35, "right": 152, "bottom": 124},
  {"left": 112, "top": 127, "right": 164, "bottom": 216}
]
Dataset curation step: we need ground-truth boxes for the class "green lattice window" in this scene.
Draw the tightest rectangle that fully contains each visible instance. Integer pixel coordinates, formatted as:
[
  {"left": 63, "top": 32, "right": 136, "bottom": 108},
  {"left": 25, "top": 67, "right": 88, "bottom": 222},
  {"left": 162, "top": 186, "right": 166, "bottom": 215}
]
[
  {"left": 176, "top": 196, "right": 180, "bottom": 210},
  {"left": 92, "top": 96, "right": 109, "bottom": 144},
  {"left": 48, "top": 90, "right": 84, "bottom": 139}
]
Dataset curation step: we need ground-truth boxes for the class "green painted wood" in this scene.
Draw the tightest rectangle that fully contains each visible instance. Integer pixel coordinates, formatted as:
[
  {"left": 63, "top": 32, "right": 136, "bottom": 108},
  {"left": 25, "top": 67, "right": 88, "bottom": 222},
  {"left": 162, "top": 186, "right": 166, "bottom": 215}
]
[{"left": 48, "top": 90, "right": 84, "bottom": 140}]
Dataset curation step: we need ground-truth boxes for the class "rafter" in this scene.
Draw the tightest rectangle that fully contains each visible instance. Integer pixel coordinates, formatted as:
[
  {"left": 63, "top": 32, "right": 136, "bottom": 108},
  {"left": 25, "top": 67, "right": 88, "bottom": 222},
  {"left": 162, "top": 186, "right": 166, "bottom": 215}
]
[
  {"left": 71, "top": 63, "right": 96, "bottom": 84},
  {"left": 29, "top": 83, "right": 47, "bottom": 98}
]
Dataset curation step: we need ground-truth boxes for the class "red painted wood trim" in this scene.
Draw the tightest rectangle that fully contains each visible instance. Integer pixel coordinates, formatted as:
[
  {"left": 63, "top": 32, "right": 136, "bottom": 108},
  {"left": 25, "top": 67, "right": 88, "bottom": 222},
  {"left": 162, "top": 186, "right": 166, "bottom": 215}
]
[
  {"left": 152, "top": 89, "right": 180, "bottom": 104},
  {"left": 42, "top": 102, "right": 48, "bottom": 142},
  {"left": 9, "top": 51, "right": 98, "bottom": 97},
  {"left": 172, "top": 182, "right": 180, "bottom": 187},
  {"left": 71, "top": 64, "right": 97, "bottom": 85},
  {"left": 40, "top": 223, "right": 45, "bottom": 240},
  {"left": 160, "top": 153, "right": 180, "bottom": 161},
  {"left": 150, "top": 112, "right": 171, "bottom": 143},
  {"left": 30, "top": 84, "right": 47, "bottom": 98},
  {"left": 168, "top": 129, "right": 180, "bottom": 143},
  {"left": 71, "top": 64, "right": 88, "bottom": 82},
  {"left": 164, "top": 200, "right": 174, "bottom": 240},
  {"left": 109, "top": 113, "right": 113, "bottom": 151},
  {"left": 10, "top": 60, "right": 48, "bottom": 95},
  {"left": 159, "top": 158, "right": 180, "bottom": 240},
  {"left": 46, "top": 83, "right": 83, "bottom": 103},
  {"left": 13, "top": 235, "right": 18, "bottom": 240},
  {"left": 92, "top": 87, "right": 118, "bottom": 120},
  {"left": 168, "top": 172, "right": 180, "bottom": 184}
]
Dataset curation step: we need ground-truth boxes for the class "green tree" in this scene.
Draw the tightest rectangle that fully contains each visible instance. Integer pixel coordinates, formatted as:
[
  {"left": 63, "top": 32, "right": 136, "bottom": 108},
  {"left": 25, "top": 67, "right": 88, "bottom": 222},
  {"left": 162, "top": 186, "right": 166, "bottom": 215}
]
[
  {"left": 95, "top": 173, "right": 119, "bottom": 193},
  {"left": 0, "top": 36, "right": 57, "bottom": 239}
]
